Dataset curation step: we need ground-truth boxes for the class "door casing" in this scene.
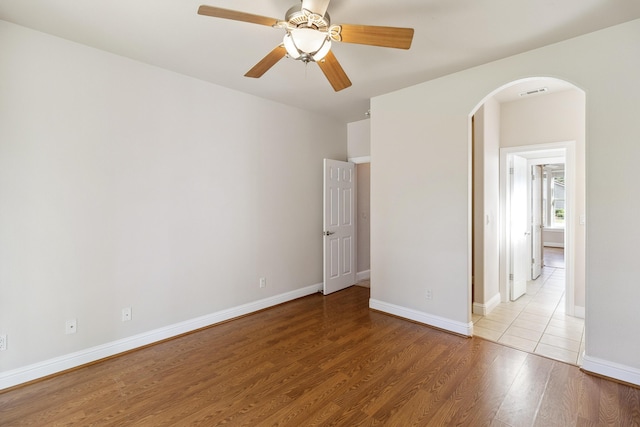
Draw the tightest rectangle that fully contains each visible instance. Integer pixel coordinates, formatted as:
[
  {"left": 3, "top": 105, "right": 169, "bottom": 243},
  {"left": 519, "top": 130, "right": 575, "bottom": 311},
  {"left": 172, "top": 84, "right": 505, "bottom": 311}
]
[{"left": 499, "top": 142, "right": 576, "bottom": 315}]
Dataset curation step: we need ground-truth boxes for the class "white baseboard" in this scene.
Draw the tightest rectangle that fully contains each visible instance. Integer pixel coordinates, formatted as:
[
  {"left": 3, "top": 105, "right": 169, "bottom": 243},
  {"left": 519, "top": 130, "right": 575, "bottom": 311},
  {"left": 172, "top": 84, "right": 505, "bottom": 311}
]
[
  {"left": 581, "top": 355, "right": 640, "bottom": 387},
  {"left": 472, "top": 293, "right": 501, "bottom": 316},
  {"left": 369, "top": 299, "right": 472, "bottom": 337},
  {"left": 356, "top": 270, "right": 370, "bottom": 282},
  {"left": 574, "top": 305, "right": 585, "bottom": 319},
  {"left": 543, "top": 242, "right": 565, "bottom": 248},
  {"left": 0, "top": 283, "right": 322, "bottom": 391}
]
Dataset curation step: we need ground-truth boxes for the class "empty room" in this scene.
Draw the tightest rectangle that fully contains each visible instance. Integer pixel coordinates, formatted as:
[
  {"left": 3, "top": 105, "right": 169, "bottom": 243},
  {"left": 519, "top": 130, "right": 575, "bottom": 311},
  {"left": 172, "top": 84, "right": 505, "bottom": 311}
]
[{"left": 2, "top": 1, "right": 640, "bottom": 425}]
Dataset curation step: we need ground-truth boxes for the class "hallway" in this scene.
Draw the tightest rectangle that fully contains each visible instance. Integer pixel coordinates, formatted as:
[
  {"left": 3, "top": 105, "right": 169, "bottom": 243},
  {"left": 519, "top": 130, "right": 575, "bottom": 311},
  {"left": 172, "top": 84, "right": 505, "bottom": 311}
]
[{"left": 473, "top": 248, "right": 585, "bottom": 365}]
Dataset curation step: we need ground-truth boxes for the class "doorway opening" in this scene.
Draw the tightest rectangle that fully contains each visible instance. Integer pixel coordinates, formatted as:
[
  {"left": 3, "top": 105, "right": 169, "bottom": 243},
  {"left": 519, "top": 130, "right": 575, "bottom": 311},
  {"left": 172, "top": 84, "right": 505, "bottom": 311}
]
[
  {"left": 355, "top": 162, "right": 371, "bottom": 287},
  {"left": 540, "top": 163, "right": 566, "bottom": 270},
  {"left": 470, "top": 77, "right": 586, "bottom": 365},
  {"left": 502, "top": 146, "right": 571, "bottom": 306}
]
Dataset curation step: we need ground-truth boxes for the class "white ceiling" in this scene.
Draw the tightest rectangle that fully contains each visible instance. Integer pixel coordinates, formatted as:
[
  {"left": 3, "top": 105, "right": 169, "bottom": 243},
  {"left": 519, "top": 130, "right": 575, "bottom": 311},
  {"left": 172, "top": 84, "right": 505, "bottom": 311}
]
[{"left": 2, "top": 0, "right": 639, "bottom": 123}]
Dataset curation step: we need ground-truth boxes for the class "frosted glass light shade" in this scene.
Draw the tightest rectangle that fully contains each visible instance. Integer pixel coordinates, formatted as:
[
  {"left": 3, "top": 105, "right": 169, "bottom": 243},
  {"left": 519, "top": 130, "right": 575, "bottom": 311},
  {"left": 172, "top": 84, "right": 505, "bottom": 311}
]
[
  {"left": 283, "top": 28, "right": 331, "bottom": 61},
  {"left": 291, "top": 28, "right": 326, "bottom": 52},
  {"left": 313, "top": 39, "right": 331, "bottom": 61},
  {"left": 283, "top": 34, "right": 301, "bottom": 59}
]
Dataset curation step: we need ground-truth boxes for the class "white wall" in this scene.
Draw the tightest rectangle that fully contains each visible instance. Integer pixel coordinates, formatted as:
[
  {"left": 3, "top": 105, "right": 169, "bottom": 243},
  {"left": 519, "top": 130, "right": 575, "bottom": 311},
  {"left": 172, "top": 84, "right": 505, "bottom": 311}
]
[
  {"left": 0, "top": 21, "right": 346, "bottom": 383},
  {"left": 501, "top": 89, "right": 586, "bottom": 308},
  {"left": 356, "top": 164, "right": 371, "bottom": 276},
  {"left": 348, "top": 119, "right": 371, "bottom": 279},
  {"left": 501, "top": 90, "right": 585, "bottom": 148},
  {"left": 543, "top": 228, "right": 565, "bottom": 247},
  {"left": 473, "top": 98, "right": 501, "bottom": 313},
  {"left": 371, "top": 19, "right": 640, "bottom": 385},
  {"left": 347, "top": 119, "right": 371, "bottom": 160}
]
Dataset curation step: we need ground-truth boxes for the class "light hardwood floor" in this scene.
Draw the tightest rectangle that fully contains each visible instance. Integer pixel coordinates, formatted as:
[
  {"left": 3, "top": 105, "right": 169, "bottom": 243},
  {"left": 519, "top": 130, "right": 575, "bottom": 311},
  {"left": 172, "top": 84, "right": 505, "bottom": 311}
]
[{"left": 1, "top": 286, "right": 639, "bottom": 426}]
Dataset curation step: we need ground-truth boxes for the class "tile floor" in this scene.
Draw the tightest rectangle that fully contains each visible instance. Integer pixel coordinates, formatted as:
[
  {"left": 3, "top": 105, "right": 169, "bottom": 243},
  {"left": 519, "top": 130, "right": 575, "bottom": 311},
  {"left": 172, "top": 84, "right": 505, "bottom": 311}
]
[{"left": 473, "top": 251, "right": 585, "bottom": 365}]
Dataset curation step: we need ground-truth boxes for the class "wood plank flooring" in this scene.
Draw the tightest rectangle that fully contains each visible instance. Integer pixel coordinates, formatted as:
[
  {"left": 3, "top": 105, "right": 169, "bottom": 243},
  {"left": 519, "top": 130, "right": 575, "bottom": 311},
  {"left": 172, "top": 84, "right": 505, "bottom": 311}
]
[{"left": 1, "top": 286, "right": 639, "bottom": 426}]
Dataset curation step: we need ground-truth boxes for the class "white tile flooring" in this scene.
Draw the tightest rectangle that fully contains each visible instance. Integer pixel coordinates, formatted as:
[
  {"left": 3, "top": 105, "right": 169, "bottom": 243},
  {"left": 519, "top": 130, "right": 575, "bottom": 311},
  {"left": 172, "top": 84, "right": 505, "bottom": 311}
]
[{"left": 473, "top": 265, "right": 585, "bottom": 365}]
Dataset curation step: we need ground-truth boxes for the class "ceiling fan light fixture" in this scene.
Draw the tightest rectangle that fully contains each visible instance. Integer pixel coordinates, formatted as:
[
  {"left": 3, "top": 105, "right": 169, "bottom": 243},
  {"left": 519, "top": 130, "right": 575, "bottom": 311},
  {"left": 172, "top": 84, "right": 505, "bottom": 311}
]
[
  {"left": 283, "top": 33, "right": 301, "bottom": 59},
  {"left": 283, "top": 28, "right": 331, "bottom": 62},
  {"left": 197, "top": 2, "right": 413, "bottom": 91},
  {"left": 312, "top": 38, "right": 331, "bottom": 61}
]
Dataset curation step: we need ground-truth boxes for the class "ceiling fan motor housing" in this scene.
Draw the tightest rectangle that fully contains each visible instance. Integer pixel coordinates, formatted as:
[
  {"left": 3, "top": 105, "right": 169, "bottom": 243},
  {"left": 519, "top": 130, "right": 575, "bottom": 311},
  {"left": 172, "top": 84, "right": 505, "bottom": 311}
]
[{"left": 285, "top": 4, "right": 330, "bottom": 30}]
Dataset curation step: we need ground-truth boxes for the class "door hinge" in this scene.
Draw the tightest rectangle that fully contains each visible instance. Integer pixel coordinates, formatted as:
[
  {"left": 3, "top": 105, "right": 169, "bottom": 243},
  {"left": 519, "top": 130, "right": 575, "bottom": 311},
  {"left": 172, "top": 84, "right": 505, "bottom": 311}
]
[
  {"left": 532, "top": 258, "right": 535, "bottom": 264},
  {"left": 509, "top": 167, "right": 514, "bottom": 175},
  {"left": 509, "top": 273, "right": 514, "bottom": 280}
]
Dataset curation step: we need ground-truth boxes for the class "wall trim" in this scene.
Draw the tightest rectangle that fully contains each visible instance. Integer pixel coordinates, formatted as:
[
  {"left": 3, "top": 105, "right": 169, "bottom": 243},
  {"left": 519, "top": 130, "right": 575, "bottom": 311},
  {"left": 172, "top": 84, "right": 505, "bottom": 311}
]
[
  {"left": 581, "top": 355, "right": 640, "bottom": 387},
  {"left": 0, "top": 283, "right": 322, "bottom": 391},
  {"left": 472, "top": 293, "right": 501, "bottom": 316},
  {"left": 574, "top": 305, "right": 585, "bottom": 319},
  {"left": 370, "top": 299, "right": 473, "bottom": 337},
  {"left": 356, "top": 270, "right": 371, "bottom": 282},
  {"left": 348, "top": 156, "right": 371, "bottom": 164},
  {"left": 544, "top": 242, "right": 565, "bottom": 248}
]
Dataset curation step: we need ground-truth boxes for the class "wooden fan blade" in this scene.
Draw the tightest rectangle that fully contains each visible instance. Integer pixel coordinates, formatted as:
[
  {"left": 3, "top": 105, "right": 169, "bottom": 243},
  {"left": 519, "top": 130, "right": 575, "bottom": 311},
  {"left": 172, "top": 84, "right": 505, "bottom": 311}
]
[
  {"left": 301, "top": 0, "right": 331, "bottom": 16},
  {"left": 245, "top": 45, "right": 287, "bottom": 78},
  {"left": 197, "top": 5, "right": 279, "bottom": 27},
  {"left": 317, "top": 50, "right": 352, "bottom": 92},
  {"left": 339, "top": 24, "right": 414, "bottom": 49}
]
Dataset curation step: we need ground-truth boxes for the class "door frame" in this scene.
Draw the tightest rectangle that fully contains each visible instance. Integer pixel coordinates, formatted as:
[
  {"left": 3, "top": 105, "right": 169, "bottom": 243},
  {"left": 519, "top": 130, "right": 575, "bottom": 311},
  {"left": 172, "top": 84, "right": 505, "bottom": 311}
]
[{"left": 499, "top": 141, "right": 576, "bottom": 315}]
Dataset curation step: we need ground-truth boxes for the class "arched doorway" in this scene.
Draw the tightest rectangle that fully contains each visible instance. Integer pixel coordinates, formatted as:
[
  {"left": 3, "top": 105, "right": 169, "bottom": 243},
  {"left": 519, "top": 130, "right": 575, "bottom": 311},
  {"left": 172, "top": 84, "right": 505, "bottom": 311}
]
[{"left": 470, "top": 77, "right": 586, "bottom": 365}]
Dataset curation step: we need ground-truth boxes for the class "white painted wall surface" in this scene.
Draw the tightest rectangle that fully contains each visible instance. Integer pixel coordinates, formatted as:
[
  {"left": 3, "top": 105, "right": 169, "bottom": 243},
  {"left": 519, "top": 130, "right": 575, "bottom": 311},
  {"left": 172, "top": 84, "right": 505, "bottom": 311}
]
[
  {"left": 483, "top": 99, "right": 501, "bottom": 307},
  {"left": 347, "top": 119, "right": 371, "bottom": 160},
  {"left": 473, "top": 98, "right": 501, "bottom": 310},
  {"left": 356, "top": 164, "right": 371, "bottom": 275},
  {"left": 0, "top": 21, "right": 346, "bottom": 378},
  {"left": 371, "top": 19, "right": 640, "bottom": 385},
  {"left": 348, "top": 119, "right": 371, "bottom": 280},
  {"left": 543, "top": 228, "right": 565, "bottom": 247}
]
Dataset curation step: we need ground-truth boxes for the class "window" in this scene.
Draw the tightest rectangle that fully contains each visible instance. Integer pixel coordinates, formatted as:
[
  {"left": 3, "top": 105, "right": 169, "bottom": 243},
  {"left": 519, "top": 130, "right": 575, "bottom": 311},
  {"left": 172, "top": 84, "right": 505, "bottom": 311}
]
[{"left": 543, "top": 165, "right": 565, "bottom": 228}]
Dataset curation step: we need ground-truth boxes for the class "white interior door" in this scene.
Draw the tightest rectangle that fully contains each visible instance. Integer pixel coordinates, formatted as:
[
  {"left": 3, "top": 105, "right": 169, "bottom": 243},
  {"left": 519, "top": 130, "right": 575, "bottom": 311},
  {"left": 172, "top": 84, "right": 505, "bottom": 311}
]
[
  {"left": 323, "top": 159, "right": 356, "bottom": 294},
  {"left": 511, "top": 155, "right": 528, "bottom": 301},
  {"left": 531, "top": 165, "right": 543, "bottom": 279}
]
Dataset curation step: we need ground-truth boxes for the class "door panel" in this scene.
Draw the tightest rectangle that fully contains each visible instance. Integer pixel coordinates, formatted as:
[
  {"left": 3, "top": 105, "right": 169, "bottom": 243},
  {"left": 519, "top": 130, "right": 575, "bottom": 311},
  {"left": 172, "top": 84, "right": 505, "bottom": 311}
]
[
  {"left": 329, "top": 238, "right": 340, "bottom": 277},
  {"left": 511, "top": 155, "right": 528, "bottom": 301},
  {"left": 531, "top": 165, "right": 543, "bottom": 279},
  {"left": 323, "top": 159, "right": 356, "bottom": 294}
]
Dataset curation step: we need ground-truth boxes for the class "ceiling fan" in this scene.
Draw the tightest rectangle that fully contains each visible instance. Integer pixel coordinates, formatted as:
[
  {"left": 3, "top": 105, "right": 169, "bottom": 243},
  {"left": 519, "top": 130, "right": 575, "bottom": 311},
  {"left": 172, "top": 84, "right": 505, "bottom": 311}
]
[{"left": 197, "top": 0, "right": 414, "bottom": 92}]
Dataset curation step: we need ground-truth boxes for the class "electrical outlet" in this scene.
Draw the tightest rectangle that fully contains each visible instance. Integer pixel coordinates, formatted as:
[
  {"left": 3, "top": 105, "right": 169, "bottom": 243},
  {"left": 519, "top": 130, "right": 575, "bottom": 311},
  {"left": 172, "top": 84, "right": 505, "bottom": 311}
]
[
  {"left": 122, "top": 307, "right": 132, "bottom": 322},
  {"left": 0, "top": 335, "right": 7, "bottom": 351},
  {"left": 425, "top": 289, "right": 433, "bottom": 300},
  {"left": 65, "top": 318, "right": 77, "bottom": 334},
  {"left": 259, "top": 277, "right": 266, "bottom": 288}
]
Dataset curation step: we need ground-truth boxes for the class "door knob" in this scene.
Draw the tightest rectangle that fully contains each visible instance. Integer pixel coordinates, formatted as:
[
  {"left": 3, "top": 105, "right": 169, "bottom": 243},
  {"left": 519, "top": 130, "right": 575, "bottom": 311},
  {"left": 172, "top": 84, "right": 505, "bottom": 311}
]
[{"left": 323, "top": 231, "right": 335, "bottom": 236}]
